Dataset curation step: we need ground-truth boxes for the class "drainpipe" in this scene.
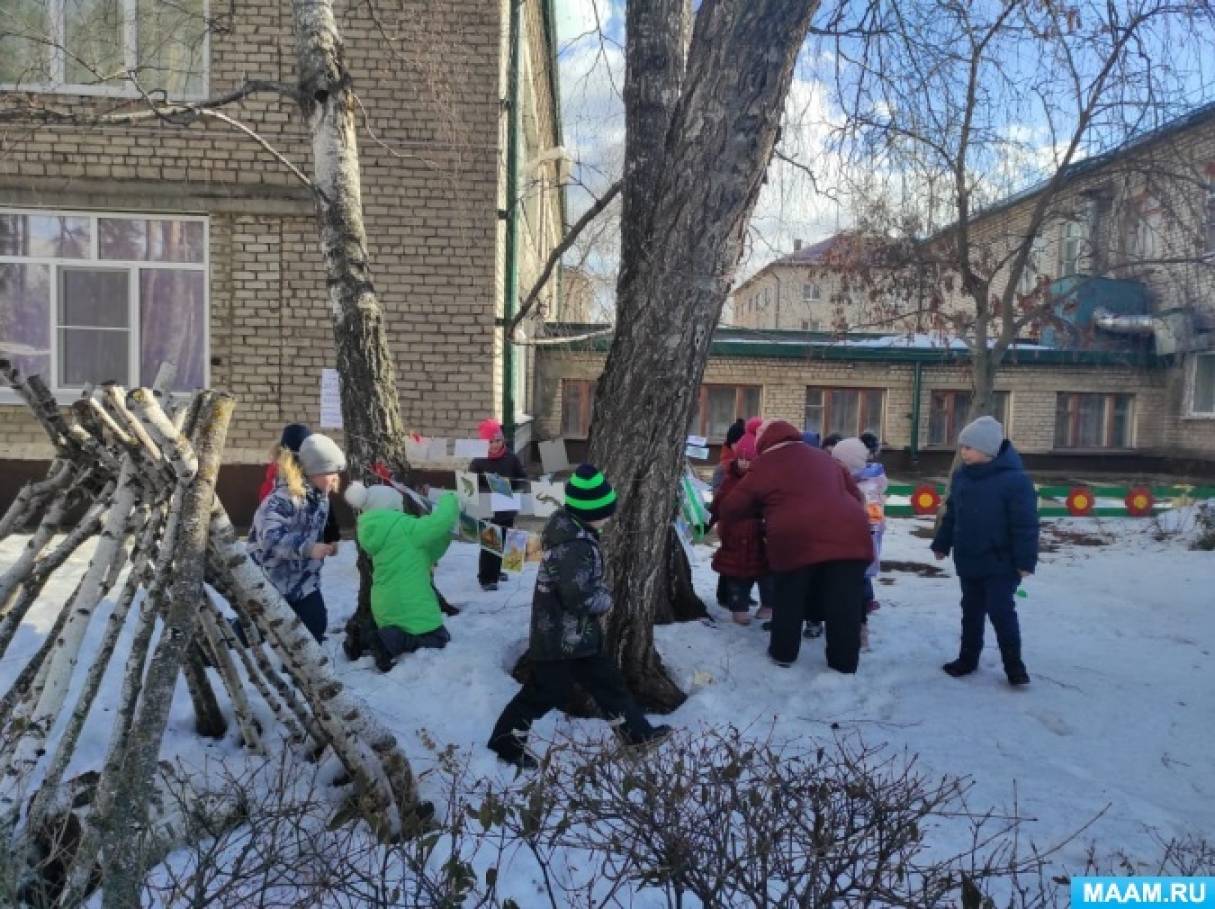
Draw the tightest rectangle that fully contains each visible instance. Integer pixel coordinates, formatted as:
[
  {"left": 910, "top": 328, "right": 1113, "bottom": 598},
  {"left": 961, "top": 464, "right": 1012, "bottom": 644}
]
[
  {"left": 909, "top": 361, "right": 923, "bottom": 464},
  {"left": 501, "top": 0, "right": 522, "bottom": 441}
]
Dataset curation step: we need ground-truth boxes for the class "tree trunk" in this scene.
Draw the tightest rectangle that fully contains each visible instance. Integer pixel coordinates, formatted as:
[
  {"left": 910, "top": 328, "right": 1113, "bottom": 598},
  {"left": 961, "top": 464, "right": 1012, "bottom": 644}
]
[
  {"left": 589, "top": 0, "right": 819, "bottom": 710},
  {"left": 0, "top": 489, "right": 112, "bottom": 660},
  {"left": 181, "top": 644, "right": 229, "bottom": 739},
  {"left": 1, "top": 461, "right": 140, "bottom": 799},
  {"left": 98, "top": 393, "right": 232, "bottom": 909},
  {"left": 657, "top": 525, "right": 707, "bottom": 625},
  {"left": 290, "top": 0, "right": 408, "bottom": 478},
  {"left": 24, "top": 507, "right": 167, "bottom": 835}
]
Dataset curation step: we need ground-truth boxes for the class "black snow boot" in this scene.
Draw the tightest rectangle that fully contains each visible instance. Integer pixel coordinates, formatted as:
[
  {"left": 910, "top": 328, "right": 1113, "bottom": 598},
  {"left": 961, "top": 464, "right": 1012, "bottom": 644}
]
[
  {"left": 368, "top": 631, "right": 395, "bottom": 673},
  {"left": 1001, "top": 646, "right": 1030, "bottom": 687},
  {"left": 942, "top": 655, "right": 979, "bottom": 678}
]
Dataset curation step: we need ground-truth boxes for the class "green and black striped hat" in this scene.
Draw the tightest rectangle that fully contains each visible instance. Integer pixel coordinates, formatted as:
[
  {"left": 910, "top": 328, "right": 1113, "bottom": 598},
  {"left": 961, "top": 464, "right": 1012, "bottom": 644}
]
[{"left": 564, "top": 463, "right": 618, "bottom": 522}]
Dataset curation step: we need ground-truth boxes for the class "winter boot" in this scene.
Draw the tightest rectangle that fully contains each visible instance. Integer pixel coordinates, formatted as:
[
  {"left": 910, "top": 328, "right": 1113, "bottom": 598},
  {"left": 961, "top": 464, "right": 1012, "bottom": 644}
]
[
  {"left": 494, "top": 748, "right": 538, "bottom": 771},
  {"left": 369, "top": 631, "right": 395, "bottom": 673},
  {"left": 638, "top": 724, "right": 674, "bottom": 748},
  {"left": 731, "top": 610, "right": 752, "bottom": 626},
  {"left": 480, "top": 580, "right": 499, "bottom": 592},
  {"left": 342, "top": 626, "right": 363, "bottom": 662},
  {"left": 1001, "top": 646, "right": 1030, "bottom": 687},
  {"left": 755, "top": 606, "right": 773, "bottom": 621},
  {"left": 942, "top": 655, "right": 979, "bottom": 678}
]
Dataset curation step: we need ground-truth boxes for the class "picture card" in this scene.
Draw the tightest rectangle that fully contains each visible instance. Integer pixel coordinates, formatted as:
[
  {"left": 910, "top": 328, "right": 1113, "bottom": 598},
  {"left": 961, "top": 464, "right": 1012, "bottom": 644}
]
[
  {"left": 502, "top": 529, "right": 529, "bottom": 573},
  {"left": 539, "top": 439, "right": 571, "bottom": 475},
  {"left": 454, "top": 438, "right": 490, "bottom": 459},
  {"left": 478, "top": 520, "right": 505, "bottom": 556},
  {"left": 530, "top": 479, "right": 564, "bottom": 518}
]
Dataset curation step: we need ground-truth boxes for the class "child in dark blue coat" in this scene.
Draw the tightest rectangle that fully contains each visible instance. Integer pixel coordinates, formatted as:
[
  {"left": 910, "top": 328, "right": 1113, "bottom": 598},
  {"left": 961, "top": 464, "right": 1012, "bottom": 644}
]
[{"left": 931, "top": 416, "right": 1038, "bottom": 686}]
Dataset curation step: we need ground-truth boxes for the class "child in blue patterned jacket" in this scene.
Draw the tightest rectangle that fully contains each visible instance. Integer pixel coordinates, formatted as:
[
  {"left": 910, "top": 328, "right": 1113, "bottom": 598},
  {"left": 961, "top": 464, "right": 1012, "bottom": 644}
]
[{"left": 248, "top": 434, "right": 346, "bottom": 643}]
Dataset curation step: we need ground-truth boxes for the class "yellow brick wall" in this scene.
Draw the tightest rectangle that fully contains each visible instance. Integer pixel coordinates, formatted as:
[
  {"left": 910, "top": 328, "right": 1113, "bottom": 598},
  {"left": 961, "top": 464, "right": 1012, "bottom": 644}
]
[
  {"left": 1, "top": 0, "right": 563, "bottom": 462},
  {"left": 534, "top": 348, "right": 1172, "bottom": 456}
]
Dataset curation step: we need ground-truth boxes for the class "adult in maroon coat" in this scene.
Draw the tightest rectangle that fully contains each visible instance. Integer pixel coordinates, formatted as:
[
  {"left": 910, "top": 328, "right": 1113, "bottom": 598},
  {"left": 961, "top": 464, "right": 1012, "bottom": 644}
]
[{"left": 717, "top": 420, "right": 873, "bottom": 672}]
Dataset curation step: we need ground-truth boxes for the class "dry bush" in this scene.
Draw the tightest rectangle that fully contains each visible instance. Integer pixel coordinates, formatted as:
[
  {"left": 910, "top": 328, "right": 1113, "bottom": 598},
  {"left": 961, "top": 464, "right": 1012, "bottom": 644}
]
[{"left": 133, "top": 727, "right": 1210, "bottom": 908}]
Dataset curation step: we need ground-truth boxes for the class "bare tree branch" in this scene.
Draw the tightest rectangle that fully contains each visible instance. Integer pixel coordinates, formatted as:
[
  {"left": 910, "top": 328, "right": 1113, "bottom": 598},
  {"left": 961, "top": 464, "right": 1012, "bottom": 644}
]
[{"left": 508, "top": 179, "right": 622, "bottom": 335}]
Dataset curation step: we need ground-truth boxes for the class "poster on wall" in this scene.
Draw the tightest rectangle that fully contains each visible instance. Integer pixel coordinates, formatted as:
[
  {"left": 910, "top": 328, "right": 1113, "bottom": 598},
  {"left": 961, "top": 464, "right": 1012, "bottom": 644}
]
[{"left": 320, "top": 369, "right": 343, "bottom": 429}]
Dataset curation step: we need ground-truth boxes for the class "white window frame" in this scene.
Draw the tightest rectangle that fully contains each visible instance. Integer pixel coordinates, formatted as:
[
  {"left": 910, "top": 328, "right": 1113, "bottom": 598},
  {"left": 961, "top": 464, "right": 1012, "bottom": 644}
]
[
  {"left": 0, "top": 0, "right": 209, "bottom": 99},
  {"left": 1017, "top": 234, "right": 1048, "bottom": 294},
  {"left": 0, "top": 207, "right": 210, "bottom": 404},
  {"left": 1187, "top": 352, "right": 1215, "bottom": 419},
  {"left": 1058, "top": 219, "right": 1085, "bottom": 277},
  {"left": 802, "top": 282, "right": 821, "bottom": 301}
]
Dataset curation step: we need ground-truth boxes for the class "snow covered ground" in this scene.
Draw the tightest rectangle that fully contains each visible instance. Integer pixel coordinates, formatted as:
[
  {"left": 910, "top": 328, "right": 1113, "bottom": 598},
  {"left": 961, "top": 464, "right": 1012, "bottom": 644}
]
[{"left": 1, "top": 509, "right": 1211, "bottom": 903}]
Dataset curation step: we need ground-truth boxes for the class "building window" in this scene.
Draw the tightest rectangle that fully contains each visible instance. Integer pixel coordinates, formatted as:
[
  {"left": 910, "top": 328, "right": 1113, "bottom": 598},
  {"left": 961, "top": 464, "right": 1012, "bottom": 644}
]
[
  {"left": 1058, "top": 220, "right": 1085, "bottom": 277},
  {"left": 0, "top": 0, "right": 208, "bottom": 98},
  {"left": 804, "top": 387, "right": 885, "bottom": 438},
  {"left": 0, "top": 209, "right": 207, "bottom": 394},
  {"left": 560, "top": 379, "right": 596, "bottom": 438},
  {"left": 1190, "top": 353, "right": 1215, "bottom": 416},
  {"left": 802, "top": 282, "right": 821, "bottom": 301},
  {"left": 694, "top": 384, "right": 761, "bottom": 441},
  {"left": 1054, "top": 393, "right": 1134, "bottom": 449},
  {"left": 1017, "top": 234, "right": 1048, "bottom": 294},
  {"left": 1127, "top": 199, "right": 1163, "bottom": 262},
  {"left": 927, "top": 390, "right": 1010, "bottom": 448}
]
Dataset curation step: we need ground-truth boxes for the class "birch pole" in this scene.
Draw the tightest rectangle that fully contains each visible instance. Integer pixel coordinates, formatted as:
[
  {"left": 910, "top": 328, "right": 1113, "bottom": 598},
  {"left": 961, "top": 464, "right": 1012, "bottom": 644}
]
[
  {"left": 97, "top": 392, "right": 232, "bottom": 909},
  {"left": 0, "top": 459, "right": 141, "bottom": 804}
]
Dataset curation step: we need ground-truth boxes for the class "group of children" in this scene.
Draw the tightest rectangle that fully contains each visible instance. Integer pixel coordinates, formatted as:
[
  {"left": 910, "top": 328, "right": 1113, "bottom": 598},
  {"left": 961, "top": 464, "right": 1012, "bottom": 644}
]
[
  {"left": 243, "top": 406, "right": 1038, "bottom": 773},
  {"left": 709, "top": 414, "right": 1036, "bottom": 686}
]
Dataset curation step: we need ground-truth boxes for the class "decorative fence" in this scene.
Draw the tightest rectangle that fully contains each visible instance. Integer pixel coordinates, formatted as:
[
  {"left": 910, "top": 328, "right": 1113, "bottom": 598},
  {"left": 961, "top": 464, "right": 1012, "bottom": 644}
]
[{"left": 890, "top": 483, "right": 1215, "bottom": 518}]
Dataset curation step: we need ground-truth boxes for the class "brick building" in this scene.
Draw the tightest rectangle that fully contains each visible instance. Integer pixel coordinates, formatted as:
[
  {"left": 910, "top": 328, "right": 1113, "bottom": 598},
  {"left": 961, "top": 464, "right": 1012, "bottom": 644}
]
[
  {"left": 0, "top": 0, "right": 564, "bottom": 515},
  {"left": 539, "top": 103, "right": 1215, "bottom": 475}
]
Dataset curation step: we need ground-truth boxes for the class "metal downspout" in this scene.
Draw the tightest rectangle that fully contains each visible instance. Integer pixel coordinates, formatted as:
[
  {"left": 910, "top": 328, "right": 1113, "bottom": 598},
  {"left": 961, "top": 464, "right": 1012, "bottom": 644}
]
[
  {"left": 502, "top": 0, "right": 521, "bottom": 440},
  {"left": 910, "top": 361, "right": 923, "bottom": 464}
]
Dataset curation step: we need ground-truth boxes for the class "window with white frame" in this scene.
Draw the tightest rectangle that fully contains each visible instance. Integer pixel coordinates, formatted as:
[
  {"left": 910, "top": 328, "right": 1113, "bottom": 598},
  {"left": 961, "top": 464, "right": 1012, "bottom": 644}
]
[
  {"left": 1058, "top": 219, "right": 1085, "bottom": 277},
  {"left": 0, "top": 0, "right": 208, "bottom": 98},
  {"left": 1190, "top": 353, "right": 1215, "bottom": 416},
  {"left": 1127, "top": 198, "right": 1163, "bottom": 262},
  {"left": 0, "top": 210, "right": 208, "bottom": 394},
  {"left": 1017, "top": 234, "right": 1048, "bottom": 294},
  {"left": 802, "top": 282, "right": 821, "bottom": 301}
]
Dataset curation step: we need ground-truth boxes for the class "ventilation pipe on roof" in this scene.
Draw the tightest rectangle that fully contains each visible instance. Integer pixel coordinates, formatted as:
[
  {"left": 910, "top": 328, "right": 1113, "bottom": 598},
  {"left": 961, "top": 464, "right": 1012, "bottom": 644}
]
[{"left": 1093, "top": 307, "right": 1156, "bottom": 335}]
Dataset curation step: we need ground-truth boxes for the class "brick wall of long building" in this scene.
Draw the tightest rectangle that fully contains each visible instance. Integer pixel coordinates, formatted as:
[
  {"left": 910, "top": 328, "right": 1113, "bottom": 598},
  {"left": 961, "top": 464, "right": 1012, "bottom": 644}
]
[{"left": 0, "top": 0, "right": 562, "bottom": 466}]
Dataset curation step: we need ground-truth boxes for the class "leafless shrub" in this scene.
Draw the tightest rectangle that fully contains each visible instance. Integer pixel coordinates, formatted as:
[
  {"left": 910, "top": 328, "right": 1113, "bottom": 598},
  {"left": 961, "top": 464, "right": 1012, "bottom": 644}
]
[{"left": 137, "top": 727, "right": 1210, "bottom": 909}]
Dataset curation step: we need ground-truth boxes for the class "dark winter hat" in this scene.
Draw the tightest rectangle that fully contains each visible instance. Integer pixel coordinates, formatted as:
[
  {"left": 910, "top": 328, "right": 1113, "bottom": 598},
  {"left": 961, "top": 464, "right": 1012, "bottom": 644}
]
[
  {"left": 860, "top": 432, "right": 880, "bottom": 455},
  {"left": 564, "top": 463, "right": 618, "bottom": 522},
  {"left": 280, "top": 423, "right": 312, "bottom": 453},
  {"left": 958, "top": 415, "right": 1004, "bottom": 458},
  {"left": 724, "top": 418, "right": 746, "bottom": 448}
]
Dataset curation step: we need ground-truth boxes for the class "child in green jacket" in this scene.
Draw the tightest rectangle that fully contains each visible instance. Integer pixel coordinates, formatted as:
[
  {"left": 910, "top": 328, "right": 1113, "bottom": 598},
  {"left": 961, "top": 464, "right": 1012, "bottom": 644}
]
[{"left": 344, "top": 482, "right": 460, "bottom": 672}]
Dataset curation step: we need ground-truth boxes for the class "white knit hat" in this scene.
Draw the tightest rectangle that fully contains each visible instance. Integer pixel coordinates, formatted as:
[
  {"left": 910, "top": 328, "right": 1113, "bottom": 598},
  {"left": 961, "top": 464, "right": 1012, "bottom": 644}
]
[
  {"left": 831, "top": 437, "right": 870, "bottom": 473},
  {"left": 344, "top": 481, "right": 403, "bottom": 512}
]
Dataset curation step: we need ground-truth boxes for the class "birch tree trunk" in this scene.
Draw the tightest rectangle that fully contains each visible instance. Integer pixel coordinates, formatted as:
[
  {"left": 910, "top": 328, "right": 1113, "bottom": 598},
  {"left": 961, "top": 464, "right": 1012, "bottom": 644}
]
[
  {"left": 0, "top": 461, "right": 140, "bottom": 801},
  {"left": 589, "top": 0, "right": 820, "bottom": 709},
  {"left": 24, "top": 507, "right": 163, "bottom": 833},
  {"left": 290, "top": 0, "right": 408, "bottom": 478},
  {"left": 98, "top": 393, "right": 232, "bottom": 909}
]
